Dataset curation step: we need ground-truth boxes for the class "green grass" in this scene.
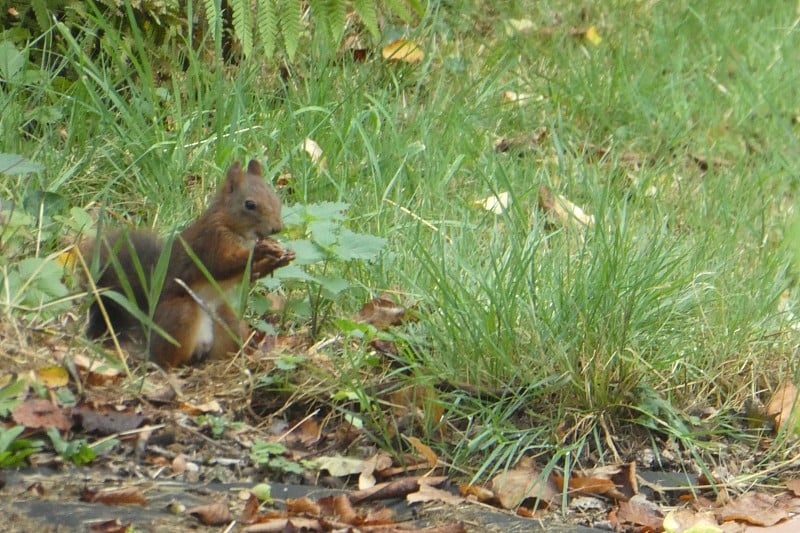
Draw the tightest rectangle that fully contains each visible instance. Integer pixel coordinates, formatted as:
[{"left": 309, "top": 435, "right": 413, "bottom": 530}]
[{"left": 2, "top": 0, "right": 800, "bottom": 482}]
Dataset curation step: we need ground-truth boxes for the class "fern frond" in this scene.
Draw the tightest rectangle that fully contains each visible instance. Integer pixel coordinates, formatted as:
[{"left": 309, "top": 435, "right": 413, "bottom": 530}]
[
  {"left": 319, "top": 0, "right": 346, "bottom": 45},
  {"left": 383, "top": 0, "right": 412, "bottom": 23},
  {"left": 256, "top": 0, "right": 279, "bottom": 58},
  {"left": 280, "top": 0, "right": 302, "bottom": 60},
  {"left": 30, "top": 0, "right": 52, "bottom": 32},
  {"left": 203, "top": 0, "right": 223, "bottom": 52},
  {"left": 353, "top": 0, "right": 380, "bottom": 40},
  {"left": 232, "top": 0, "right": 253, "bottom": 57}
]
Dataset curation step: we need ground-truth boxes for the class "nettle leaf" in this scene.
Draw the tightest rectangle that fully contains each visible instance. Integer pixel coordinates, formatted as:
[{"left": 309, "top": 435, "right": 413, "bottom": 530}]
[
  {"left": 0, "top": 42, "right": 26, "bottom": 83},
  {"left": 282, "top": 203, "right": 306, "bottom": 226},
  {"left": 283, "top": 239, "right": 326, "bottom": 265},
  {"left": 274, "top": 264, "right": 317, "bottom": 282},
  {"left": 308, "top": 220, "right": 338, "bottom": 247},
  {"left": 316, "top": 275, "right": 349, "bottom": 297},
  {"left": 23, "top": 191, "right": 66, "bottom": 219},
  {"left": 304, "top": 201, "right": 349, "bottom": 222},
  {"left": 15, "top": 258, "right": 69, "bottom": 304},
  {"left": 333, "top": 228, "right": 386, "bottom": 261},
  {"left": 0, "top": 153, "right": 44, "bottom": 175}
]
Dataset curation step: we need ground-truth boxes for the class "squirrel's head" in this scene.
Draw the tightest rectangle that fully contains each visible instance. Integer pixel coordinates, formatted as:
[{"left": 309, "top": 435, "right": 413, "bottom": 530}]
[{"left": 222, "top": 160, "right": 283, "bottom": 240}]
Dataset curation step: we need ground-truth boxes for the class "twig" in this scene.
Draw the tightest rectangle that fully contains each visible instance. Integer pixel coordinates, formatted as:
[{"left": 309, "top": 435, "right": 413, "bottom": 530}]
[
  {"left": 383, "top": 198, "right": 452, "bottom": 243},
  {"left": 74, "top": 244, "right": 132, "bottom": 379}
]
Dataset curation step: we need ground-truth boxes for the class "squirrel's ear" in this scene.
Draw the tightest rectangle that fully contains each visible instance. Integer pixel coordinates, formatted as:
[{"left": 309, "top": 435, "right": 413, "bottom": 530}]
[
  {"left": 225, "top": 162, "right": 245, "bottom": 191},
  {"left": 246, "top": 159, "right": 263, "bottom": 176}
]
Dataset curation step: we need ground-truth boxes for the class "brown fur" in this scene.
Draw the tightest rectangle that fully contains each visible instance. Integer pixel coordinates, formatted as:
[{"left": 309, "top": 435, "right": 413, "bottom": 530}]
[{"left": 84, "top": 160, "right": 295, "bottom": 368}]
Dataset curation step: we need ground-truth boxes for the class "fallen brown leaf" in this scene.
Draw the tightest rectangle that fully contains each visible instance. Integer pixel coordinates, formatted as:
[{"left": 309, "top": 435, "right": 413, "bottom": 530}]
[
  {"left": 491, "top": 466, "right": 558, "bottom": 509},
  {"left": 356, "top": 294, "right": 406, "bottom": 329},
  {"left": 785, "top": 478, "right": 800, "bottom": 497},
  {"left": 88, "top": 519, "right": 131, "bottom": 533},
  {"left": 459, "top": 483, "right": 495, "bottom": 502},
  {"left": 617, "top": 497, "right": 663, "bottom": 530},
  {"left": 359, "top": 452, "right": 394, "bottom": 489},
  {"left": 81, "top": 486, "right": 147, "bottom": 506},
  {"left": 72, "top": 406, "right": 145, "bottom": 435},
  {"left": 286, "top": 496, "right": 322, "bottom": 515},
  {"left": 186, "top": 501, "right": 232, "bottom": 526},
  {"left": 318, "top": 494, "right": 358, "bottom": 524},
  {"left": 12, "top": 398, "right": 72, "bottom": 431},
  {"left": 766, "top": 383, "right": 800, "bottom": 434},
  {"left": 407, "top": 483, "right": 465, "bottom": 506},
  {"left": 494, "top": 128, "right": 548, "bottom": 155},
  {"left": 405, "top": 436, "right": 438, "bottom": 468},
  {"left": 242, "top": 517, "right": 323, "bottom": 532},
  {"left": 240, "top": 493, "right": 261, "bottom": 524},
  {"left": 179, "top": 400, "right": 222, "bottom": 415},
  {"left": 351, "top": 476, "right": 447, "bottom": 503},
  {"left": 663, "top": 508, "right": 721, "bottom": 533},
  {"left": 538, "top": 185, "right": 594, "bottom": 229},
  {"left": 717, "top": 491, "right": 788, "bottom": 527}
]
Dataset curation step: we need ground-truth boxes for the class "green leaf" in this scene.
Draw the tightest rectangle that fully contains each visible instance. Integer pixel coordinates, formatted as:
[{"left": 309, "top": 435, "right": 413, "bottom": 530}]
[
  {"left": 308, "top": 220, "right": 338, "bottom": 247},
  {"left": 257, "top": 0, "right": 279, "bottom": 57},
  {"left": 0, "top": 154, "right": 44, "bottom": 175},
  {"left": 23, "top": 191, "right": 66, "bottom": 220},
  {"left": 319, "top": 0, "right": 346, "bottom": 44},
  {"left": 0, "top": 42, "right": 26, "bottom": 83},
  {"left": 316, "top": 275, "right": 349, "bottom": 296},
  {"left": 280, "top": 0, "right": 302, "bottom": 60},
  {"left": 283, "top": 240, "right": 327, "bottom": 265},
  {"left": 332, "top": 228, "right": 386, "bottom": 261},
  {"left": 384, "top": 0, "right": 412, "bottom": 23},
  {"left": 232, "top": 0, "right": 253, "bottom": 57},
  {"left": 30, "top": 0, "right": 53, "bottom": 32},
  {"left": 0, "top": 379, "right": 26, "bottom": 417},
  {"left": 353, "top": 0, "right": 380, "bottom": 39},
  {"left": 0, "top": 426, "right": 26, "bottom": 454},
  {"left": 305, "top": 201, "right": 349, "bottom": 221},
  {"left": 275, "top": 355, "right": 304, "bottom": 370}
]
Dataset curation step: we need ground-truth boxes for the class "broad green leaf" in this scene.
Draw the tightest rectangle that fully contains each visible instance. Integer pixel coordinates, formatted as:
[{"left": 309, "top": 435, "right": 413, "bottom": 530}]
[
  {"left": 316, "top": 275, "right": 349, "bottom": 297},
  {"left": 282, "top": 239, "right": 326, "bottom": 265},
  {"left": 0, "top": 42, "right": 26, "bottom": 83},
  {"left": 0, "top": 154, "right": 44, "bottom": 175},
  {"left": 304, "top": 201, "right": 349, "bottom": 221},
  {"left": 333, "top": 228, "right": 386, "bottom": 261},
  {"left": 308, "top": 220, "right": 338, "bottom": 247}
]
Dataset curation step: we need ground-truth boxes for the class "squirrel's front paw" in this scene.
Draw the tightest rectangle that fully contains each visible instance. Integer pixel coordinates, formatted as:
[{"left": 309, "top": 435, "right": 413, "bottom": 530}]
[{"left": 253, "top": 238, "right": 285, "bottom": 260}]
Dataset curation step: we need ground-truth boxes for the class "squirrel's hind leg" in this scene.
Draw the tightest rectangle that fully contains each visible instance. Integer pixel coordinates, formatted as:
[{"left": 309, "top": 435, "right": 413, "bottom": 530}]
[
  {"left": 149, "top": 295, "right": 202, "bottom": 368},
  {"left": 207, "top": 303, "right": 242, "bottom": 360}
]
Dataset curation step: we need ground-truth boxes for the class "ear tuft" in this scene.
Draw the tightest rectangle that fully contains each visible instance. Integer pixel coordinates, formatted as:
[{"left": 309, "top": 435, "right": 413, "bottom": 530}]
[
  {"left": 247, "top": 159, "right": 263, "bottom": 176},
  {"left": 225, "top": 162, "right": 245, "bottom": 192}
]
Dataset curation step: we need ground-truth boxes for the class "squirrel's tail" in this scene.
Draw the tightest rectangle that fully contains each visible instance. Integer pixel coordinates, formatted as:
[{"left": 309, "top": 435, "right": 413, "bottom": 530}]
[{"left": 81, "top": 229, "right": 164, "bottom": 340}]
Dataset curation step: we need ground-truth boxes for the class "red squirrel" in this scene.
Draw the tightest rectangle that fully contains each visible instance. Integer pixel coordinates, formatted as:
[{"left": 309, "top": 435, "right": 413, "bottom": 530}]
[{"left": 83, "top": 160, "right": 295, "bottom": 368}]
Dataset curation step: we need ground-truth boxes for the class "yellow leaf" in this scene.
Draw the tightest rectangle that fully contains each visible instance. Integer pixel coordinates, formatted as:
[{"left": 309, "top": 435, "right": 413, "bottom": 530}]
[
  {"left": 55, "top": 246, "right": 78, "bottom": 270},
  {"left": 404, "top": 436, "right": 438, "bottom": 468},
  {"left": 35, "top": 366, "right": 69, "bottom": 388},
  {"left": 474, "top": 191, "right": 510, "bottom": 214},
  {"left": 585, "top": 25, "right": 602, "bottom": 46},
  {"left": 504, "top": 18, "right": 535, "bottom": 36},
  {"left": 382, "top": 38, "right": 424, "bottom": 64}
]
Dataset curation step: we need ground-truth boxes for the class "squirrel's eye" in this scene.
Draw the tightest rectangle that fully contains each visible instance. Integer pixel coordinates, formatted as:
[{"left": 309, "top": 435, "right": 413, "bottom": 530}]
[{"left": 245, "top": 200, "right": 256, "bottom": 210}]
